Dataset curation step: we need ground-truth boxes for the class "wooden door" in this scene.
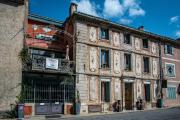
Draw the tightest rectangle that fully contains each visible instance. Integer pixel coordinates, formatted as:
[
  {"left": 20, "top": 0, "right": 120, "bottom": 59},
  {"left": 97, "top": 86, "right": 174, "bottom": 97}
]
[{"left": 125, "top": 83, "right": 133, "bottom": 110}]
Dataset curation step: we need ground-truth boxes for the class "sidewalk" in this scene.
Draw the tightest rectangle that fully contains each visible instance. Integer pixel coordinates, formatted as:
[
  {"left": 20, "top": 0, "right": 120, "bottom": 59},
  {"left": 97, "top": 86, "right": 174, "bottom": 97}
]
[{"left": 24, "top": 107, "right": 170, "bottom": 120}]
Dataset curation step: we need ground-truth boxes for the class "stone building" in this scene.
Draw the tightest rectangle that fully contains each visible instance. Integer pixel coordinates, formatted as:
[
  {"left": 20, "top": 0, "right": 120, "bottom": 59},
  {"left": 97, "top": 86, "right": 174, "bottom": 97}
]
[
  {"left": 0, "top": 0, "right": 27, "bottom": 111},
  {"left": 64, "top": 3, "right": 180, "bottom": 114}
]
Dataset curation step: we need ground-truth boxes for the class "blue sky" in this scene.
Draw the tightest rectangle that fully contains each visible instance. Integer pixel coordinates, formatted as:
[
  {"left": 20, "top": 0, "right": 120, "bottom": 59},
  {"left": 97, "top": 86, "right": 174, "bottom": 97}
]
[{"left": 30, "top": 0, "right": 180, "bottom": 39}]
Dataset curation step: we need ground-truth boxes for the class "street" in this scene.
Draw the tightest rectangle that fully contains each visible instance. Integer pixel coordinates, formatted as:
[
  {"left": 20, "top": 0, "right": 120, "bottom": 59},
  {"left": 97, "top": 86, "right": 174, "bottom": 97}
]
[{"left": 48, "top": 107, "right": 180, "bottom": 120}]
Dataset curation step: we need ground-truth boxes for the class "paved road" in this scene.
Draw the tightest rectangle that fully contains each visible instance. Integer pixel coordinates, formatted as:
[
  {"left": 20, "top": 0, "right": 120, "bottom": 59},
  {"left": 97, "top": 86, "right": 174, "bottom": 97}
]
[{"left": 49, "top": 107, "right": 180, "bottom": 120}]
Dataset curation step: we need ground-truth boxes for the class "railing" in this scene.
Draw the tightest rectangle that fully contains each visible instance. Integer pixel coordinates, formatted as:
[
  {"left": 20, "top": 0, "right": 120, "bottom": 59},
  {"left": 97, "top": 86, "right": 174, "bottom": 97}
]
[{"left": 23, "top": 54, "right": 74, "bottom": 74}]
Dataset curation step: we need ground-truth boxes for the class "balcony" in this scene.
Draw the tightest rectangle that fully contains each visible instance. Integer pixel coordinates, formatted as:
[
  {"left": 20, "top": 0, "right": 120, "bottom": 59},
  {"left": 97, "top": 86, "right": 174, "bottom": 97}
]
[{"left": 23, "top": 54, "right": 74, "bottom": 74}]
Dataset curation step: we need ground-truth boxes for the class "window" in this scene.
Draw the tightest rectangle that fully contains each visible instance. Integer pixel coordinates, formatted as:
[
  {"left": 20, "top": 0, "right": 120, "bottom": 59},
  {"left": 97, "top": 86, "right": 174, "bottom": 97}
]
[
  {"left": 101, "top": 81, "right": 110, "bottom": 102},
  {"left": 124, "top": 34, "right": 131, "bottom": 44},
  {"left": 144, "top": 84, "right": 151, "bottom": 102},
  {"left": 167, "top": 87, "right": 176, "bottom": 99},
  {"left": 101, "top": 28, "right": 109, "bottom": 40},
  {"left": 124, "top": 54, "right": 131, "bottom": 71},
  {"left": 143, "top": 57, "right": 150, "bottom": 73},
  {"left": 142, "top": 39, "right": 148, "bottom": 48},
  {"left": 165, "top": 44, "right": 174, "bottom": 55},
  {"left": 101, "top": 49, "right": 110, "bottom": 68},
  {"left": 166, "top": 63, "right": 175, "bottom": 77}
]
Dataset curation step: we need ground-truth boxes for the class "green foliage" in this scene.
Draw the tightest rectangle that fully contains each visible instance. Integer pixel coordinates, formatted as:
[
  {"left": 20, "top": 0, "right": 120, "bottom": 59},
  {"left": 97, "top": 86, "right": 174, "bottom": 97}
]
[{"left": 18, "top": 48, "right": 30, "bottom": 64}]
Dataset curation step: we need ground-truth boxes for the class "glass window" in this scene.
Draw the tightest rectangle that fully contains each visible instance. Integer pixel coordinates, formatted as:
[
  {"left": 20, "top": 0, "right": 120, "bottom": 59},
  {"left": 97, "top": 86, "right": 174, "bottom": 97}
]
[
  {"left": 124, "top": 53, "right": 131, "bottom": 71},
  {"left": 166, "top": 63, "right": 175, "bottom": 77},
  {"left": 143, "top": 57, "right": 150, "bottom": 73},
  {"left": 101, "top": 28, "right": 109, "bottom": 40},
  {"left": 142, "top": 39, "right": 148, "bottom": 48},
  {"left": 165, "top": 44, "right": 174, "bottom": 55},
  {"left": 124, "top": 34, "right": 131, "bottom": 44},
  {"left": 101, "top": 49, "right": 110, "bottom": 68}
]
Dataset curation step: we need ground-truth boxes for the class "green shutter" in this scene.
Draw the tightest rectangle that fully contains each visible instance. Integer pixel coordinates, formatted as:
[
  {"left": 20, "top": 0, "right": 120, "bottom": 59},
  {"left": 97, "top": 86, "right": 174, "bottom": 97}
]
[{"left": 168, "top": 87, "right": 176, "bottom": 99}]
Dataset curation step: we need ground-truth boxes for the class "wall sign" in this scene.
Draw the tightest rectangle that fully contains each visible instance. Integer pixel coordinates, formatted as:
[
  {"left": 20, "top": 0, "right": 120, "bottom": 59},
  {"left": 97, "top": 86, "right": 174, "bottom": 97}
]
[{"left": 46, "top": 58, "right": 58, "bottom": 70}]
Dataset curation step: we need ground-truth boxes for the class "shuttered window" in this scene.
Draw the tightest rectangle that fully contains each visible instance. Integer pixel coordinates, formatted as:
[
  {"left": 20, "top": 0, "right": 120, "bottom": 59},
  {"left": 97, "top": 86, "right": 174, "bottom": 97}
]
[
  {"left": 164, "top": 44, "right": 174, "bottom": 55},
  {"left": 167, "top": 87, "right": 176, "bottom": 99},
  {"left": 166, "top": 63, "right": 175, "bottom": 77}
]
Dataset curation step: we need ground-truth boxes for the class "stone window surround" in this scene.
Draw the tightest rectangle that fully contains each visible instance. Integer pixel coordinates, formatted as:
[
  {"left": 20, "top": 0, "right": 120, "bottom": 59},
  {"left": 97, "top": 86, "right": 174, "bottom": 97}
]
[{"left": 165, "top": 62, "right": 176, "bottom": 78}]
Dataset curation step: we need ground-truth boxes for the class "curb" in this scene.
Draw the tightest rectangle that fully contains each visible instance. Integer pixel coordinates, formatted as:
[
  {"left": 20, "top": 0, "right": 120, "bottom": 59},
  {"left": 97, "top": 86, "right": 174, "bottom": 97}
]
[{"left": 25, "top": 106, "right": 180, "bottom": 120}]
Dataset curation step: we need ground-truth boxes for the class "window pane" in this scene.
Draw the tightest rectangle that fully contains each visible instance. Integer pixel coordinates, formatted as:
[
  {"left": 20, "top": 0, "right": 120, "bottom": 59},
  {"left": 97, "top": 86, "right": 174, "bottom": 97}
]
[
  {"left": 101, "top": 28, "right": 109, "bottom": 39},
  {"left": 143, "top": 39, "right": 148, "bottom": 48},
  {"left": 101, "top": 50, "right": 110, "bottom": 68}
]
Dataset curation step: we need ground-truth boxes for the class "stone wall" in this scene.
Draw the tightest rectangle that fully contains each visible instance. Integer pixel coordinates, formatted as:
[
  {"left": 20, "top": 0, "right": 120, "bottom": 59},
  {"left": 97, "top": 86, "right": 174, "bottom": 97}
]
[{"left": 0, "top": 2, "right": 25, "bottom": 111}]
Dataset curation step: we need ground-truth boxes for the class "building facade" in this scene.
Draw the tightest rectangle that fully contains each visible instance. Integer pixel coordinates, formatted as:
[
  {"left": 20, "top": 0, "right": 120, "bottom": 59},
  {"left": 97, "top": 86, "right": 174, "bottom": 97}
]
[
  {"left": 22, "top": 14, "right": 75, "bottom": 116},
  {"left": 161, "top": 41, "right": 180, "bottom": 107},
  {"left": 64, "top": 3, "right": 163, "bottom": 114},
  {"left": 0, "top": 0, "right": 26, "bottom": 111}
]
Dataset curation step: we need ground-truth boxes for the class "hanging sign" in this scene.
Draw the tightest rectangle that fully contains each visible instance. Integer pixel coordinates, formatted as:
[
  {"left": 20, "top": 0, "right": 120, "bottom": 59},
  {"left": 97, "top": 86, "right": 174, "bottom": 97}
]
[{"left": 46, "top": 58, "right": 58, "bottom": 69}]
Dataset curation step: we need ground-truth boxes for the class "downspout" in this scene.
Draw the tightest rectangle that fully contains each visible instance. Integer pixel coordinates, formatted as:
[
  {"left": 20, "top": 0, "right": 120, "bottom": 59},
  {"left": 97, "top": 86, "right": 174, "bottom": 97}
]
[{"left": 158, "top": 41, "right": 163, "bottom": 108}]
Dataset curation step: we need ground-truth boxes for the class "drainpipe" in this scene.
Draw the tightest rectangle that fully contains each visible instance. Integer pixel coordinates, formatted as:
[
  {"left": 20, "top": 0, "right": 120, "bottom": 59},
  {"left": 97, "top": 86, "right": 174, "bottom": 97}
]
[{"left": 158, "top": 41, "right": 163, "bottom": 108}]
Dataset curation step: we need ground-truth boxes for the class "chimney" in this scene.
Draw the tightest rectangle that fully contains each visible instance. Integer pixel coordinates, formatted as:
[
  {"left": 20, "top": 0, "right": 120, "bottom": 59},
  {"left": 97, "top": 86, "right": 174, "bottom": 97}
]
[
  {"left": 69, "top": 2, "right": 78, "bottom": 16},
  {"left": 138, "top": 26, "right": 144, "bottom": 31}
]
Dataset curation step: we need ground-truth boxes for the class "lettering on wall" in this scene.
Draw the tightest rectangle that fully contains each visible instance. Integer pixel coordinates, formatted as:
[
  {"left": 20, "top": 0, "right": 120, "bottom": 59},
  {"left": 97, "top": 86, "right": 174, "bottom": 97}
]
[
  {"left": 89, "top": 27, "right": 97, "bottom": 42},
  {"left": 89, "top": 47, "right": 97, "bottom": 72},
  {"left": 136, "top": 55, "right": 141, "bottom": 75},
  {"left": 114, "top": 51, "right": 120, "bottom": 73},
  {"left": 89, "top": 77, "right": 97, "bottom": 101}
]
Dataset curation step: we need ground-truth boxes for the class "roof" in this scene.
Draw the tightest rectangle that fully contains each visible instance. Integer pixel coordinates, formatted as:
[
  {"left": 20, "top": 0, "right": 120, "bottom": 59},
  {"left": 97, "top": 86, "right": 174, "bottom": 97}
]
[
  {"left": 28, "top": 13, "right": 63, "bottom": 27},
  {"left": 71, "top": 12, "right": 180, "bottom": 46}
]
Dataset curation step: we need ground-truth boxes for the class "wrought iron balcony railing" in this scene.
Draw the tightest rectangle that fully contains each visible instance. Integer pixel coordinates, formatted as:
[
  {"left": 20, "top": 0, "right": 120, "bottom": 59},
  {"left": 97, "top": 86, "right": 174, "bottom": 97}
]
[{"left": 23, "top": 54, "right": 74, "bottom": 74}]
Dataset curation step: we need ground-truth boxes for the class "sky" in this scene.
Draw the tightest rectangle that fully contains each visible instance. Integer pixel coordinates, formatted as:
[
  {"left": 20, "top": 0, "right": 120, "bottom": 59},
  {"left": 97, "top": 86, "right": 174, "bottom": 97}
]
[{"left": 30, "top": 0, "right": 180, "bottom": 39}]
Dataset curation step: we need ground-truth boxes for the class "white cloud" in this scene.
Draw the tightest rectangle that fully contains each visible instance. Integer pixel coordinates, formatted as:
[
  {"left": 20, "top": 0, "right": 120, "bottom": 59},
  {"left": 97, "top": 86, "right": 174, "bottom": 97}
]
[
  {"left": 120, "top": 18, "right": 133, "bottom": 24},
  {"left": 129, "top": 8, "right": 145, "bottom": 17},
  {"left": 123, "top": 0, "right": 145, "bottom": 17},
  {"left": 123, "top": 0, "right": 137, "bottom": 8},
  {"left": 72, "top": 0, "right": 100, "bottom": 17},
  {"left": 170, "top": 16, "right": 179, "bottom": 23},
  {"left": 103, "top": 0, "right": 124, "bottom": 18},
  {"left": 176, "top": 30, "right": 180, "bottom": 37}
]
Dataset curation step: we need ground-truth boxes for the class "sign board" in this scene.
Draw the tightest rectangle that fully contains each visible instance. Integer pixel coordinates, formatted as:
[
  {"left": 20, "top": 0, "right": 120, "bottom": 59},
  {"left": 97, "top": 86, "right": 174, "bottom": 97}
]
[{"left": 46, "top": 58, "right": 58, "bottom": 70}]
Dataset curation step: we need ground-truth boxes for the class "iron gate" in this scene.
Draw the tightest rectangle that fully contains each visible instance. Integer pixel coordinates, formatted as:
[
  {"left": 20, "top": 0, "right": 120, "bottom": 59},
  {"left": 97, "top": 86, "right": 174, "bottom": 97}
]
[{"left": 22, "top": 74, "right": 75, "bottom": 114}]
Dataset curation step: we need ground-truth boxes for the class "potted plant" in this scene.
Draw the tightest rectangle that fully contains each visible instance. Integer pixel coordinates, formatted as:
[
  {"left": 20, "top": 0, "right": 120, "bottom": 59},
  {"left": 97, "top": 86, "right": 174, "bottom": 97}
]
[{"left": 74, "top": 90, "right": 81, "bottom": 114}]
